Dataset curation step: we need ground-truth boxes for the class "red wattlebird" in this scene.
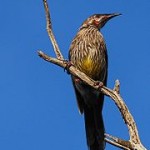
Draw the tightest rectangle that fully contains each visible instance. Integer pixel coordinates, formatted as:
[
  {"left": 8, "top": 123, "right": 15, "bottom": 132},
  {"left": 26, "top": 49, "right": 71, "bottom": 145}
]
[{"left": 69, "top": 13, "right": 121, "bottom": 150}]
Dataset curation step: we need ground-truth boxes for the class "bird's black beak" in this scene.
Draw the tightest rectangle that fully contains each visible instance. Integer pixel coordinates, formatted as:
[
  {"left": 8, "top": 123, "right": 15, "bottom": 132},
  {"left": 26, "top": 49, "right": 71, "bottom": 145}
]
[
  {"left": 106, "top": 13, "right": 122, "bottom": 20},
  {"left": 99, "top": 13, "right": 121, "bottom": 29}
]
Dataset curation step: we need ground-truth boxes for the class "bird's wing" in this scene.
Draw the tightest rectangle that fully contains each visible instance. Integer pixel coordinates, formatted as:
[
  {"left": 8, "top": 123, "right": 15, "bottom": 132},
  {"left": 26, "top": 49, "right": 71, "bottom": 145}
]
[{"left": 72, "top": 78, "right": 84, "bottom": 114}]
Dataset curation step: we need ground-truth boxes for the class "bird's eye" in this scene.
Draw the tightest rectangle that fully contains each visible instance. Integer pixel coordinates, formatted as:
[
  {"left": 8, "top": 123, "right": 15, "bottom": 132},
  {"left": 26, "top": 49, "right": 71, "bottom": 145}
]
[{"left": 93, "top": 20, "right": 99, "bottom": 26}]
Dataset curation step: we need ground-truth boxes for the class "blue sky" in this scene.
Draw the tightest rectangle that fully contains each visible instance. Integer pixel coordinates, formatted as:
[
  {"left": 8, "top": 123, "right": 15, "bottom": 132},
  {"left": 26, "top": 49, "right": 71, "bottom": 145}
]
[{"left": 0, "top": 0, "right": 150, "bottom": 150}]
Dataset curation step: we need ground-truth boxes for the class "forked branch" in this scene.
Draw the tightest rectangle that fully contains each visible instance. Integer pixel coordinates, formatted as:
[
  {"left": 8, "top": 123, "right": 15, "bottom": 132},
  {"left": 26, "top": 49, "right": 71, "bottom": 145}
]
[{"left": 38, "top": 0, "right": 147, "bottom": 149}]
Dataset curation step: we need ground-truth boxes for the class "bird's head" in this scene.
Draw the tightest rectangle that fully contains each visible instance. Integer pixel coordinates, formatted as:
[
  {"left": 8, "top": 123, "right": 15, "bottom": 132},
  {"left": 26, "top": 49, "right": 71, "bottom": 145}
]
[{"left": 80, "top": 13, "right": 121, "bottom": 30}]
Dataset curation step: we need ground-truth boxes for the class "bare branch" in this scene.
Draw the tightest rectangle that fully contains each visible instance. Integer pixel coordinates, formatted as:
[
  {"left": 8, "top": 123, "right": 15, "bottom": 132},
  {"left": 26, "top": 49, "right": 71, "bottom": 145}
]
[
  {"left": 105, "top": 134, "right": 131, "bottom": 150},
  {"left": 38, "top": 51, "right": 96, "bottom": 87},
  {"left": 38, "top": 51, "right": 146, "bottom": 150},
  {"left": 113, "top": 79, "right": 120, "bottom": 94}
]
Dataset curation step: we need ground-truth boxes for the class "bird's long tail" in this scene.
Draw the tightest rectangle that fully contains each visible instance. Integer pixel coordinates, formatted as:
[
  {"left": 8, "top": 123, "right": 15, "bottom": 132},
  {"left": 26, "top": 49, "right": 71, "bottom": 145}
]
[{"left": 84, "top": 103, "right": 105, "bottom": 150}]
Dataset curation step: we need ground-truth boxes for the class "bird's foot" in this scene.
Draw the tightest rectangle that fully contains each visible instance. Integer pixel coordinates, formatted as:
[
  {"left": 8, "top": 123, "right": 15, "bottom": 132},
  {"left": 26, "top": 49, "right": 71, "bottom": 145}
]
[
  {"left": 94, "top": 81, "right": 104, "bottom": 90},
  {"left": 63, "top": 60, "right": 73, "bottom": 74}
]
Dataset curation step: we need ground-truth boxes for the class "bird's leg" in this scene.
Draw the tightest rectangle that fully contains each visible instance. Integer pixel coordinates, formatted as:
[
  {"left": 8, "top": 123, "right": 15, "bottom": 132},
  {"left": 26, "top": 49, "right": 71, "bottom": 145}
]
[
  {"left": 63, "top": 60, "right": 73, "bottom": 74},
  {"left": 94, "top": 81, "right": 104, "bottom": 90},
  {"left": 63, "top": 60, "right": 82, "bottom": 83}
]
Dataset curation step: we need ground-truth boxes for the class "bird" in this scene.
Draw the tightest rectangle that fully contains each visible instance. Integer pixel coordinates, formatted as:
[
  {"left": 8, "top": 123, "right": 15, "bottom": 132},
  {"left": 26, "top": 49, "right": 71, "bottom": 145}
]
[{"left": 68, "top": 13, "right": 121, "bottom": 150}]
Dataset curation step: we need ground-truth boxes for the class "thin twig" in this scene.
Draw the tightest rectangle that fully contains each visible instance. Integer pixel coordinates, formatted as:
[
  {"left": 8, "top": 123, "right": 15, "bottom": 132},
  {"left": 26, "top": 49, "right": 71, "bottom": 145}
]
[
  {"left": 105, "top": 134, "right": 130, "bottom": 150},
  {"left": 43, "top": 0, "right": 64, "bottom": 60}
]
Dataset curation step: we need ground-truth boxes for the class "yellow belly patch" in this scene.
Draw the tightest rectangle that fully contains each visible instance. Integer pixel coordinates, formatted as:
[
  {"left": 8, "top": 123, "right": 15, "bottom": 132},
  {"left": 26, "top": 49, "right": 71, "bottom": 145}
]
[
  {"left": 82, "top": 56, "right": 94, "bottom": 74},
  {"left": 80, "top": 56, "right": 101, "bottom": 79}
]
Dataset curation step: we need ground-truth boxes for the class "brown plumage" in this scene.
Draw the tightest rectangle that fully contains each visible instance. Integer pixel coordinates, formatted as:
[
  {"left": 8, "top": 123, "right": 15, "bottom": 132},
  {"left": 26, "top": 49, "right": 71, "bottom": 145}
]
[{"left": 69, "top": 13, "right": 121, "bottom": 150}]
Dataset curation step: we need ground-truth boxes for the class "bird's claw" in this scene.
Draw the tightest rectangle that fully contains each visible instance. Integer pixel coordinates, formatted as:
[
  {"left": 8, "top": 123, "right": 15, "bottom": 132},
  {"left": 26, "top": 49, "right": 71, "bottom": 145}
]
[
  {"left": 94, "top": 81, "right": 104, "bottom": 90},
  {"left": 63, "top": 60, "right": 73, "bottom": 74}
]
